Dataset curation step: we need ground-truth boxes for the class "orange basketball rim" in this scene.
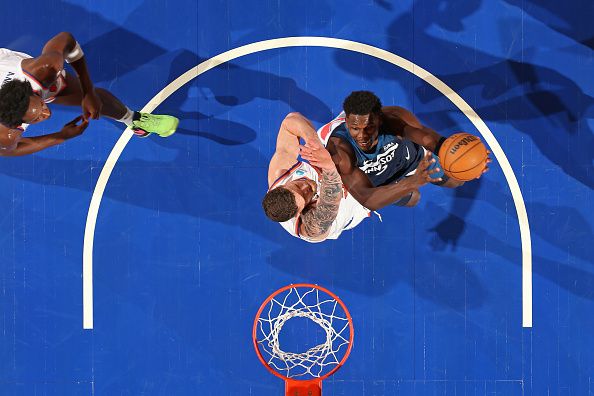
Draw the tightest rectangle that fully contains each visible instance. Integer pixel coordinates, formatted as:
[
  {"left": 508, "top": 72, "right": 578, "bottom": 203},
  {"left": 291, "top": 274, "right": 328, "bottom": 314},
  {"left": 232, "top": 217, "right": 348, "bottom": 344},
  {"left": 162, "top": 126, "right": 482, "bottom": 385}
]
[{"left": 252, "top": 284, "right": 355, "bottom": 396}]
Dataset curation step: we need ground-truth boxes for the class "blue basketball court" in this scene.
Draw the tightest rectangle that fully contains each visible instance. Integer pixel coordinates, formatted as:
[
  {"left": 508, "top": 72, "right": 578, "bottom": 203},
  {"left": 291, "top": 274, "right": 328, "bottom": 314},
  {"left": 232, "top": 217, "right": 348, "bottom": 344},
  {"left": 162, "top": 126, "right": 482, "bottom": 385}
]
[{"left": 0, "top": 1, "right": 592, "bottom": 395}]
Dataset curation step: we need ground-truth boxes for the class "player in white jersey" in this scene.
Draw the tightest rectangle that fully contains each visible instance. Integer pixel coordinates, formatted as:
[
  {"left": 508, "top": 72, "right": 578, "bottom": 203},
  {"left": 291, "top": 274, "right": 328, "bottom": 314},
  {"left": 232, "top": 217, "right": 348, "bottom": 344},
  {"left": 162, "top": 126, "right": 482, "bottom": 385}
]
[
  {"left": 263, "top": 112, "right": 372, "bottom": 243},
  {"left": 0, "top": 48, "right": 67, "bottom": 104},
  {"left": 0, "top": 32, "right": 179, "bottom": 156}
]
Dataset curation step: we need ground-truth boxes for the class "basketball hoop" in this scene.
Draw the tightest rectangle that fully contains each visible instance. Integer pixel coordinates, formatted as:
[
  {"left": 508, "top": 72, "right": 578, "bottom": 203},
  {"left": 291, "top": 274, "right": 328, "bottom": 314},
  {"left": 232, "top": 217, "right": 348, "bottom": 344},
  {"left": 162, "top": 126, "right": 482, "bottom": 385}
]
[{"left": 253, "top": 284, "right": 354, "bottom": 396}]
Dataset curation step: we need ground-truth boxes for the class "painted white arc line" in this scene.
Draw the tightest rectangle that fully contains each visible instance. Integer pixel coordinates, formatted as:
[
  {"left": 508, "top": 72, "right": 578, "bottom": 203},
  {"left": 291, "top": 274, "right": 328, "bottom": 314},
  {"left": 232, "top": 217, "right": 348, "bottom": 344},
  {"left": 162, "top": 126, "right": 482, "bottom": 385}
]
[{"left": 83, "top": 36, "right": 532, "bottom": 329}]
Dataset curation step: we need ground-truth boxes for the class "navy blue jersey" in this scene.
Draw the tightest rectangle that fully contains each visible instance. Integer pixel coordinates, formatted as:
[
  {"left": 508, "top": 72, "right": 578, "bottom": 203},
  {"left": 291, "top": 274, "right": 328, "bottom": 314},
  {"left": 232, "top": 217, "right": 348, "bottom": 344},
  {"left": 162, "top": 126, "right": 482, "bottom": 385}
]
[{"left": 318, "top": 112, "right": 425, "bottom": 186}]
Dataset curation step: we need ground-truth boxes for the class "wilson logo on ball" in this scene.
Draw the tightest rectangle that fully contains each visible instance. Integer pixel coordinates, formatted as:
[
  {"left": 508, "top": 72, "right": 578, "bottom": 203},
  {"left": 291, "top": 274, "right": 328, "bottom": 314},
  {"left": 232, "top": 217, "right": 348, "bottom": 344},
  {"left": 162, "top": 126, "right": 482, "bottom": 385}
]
[
  {"left": 439, "top": 133, "right": 488, "bottom": 181},
  {"left": 449, "top": 135, "right": 478, "bottom": 155}
]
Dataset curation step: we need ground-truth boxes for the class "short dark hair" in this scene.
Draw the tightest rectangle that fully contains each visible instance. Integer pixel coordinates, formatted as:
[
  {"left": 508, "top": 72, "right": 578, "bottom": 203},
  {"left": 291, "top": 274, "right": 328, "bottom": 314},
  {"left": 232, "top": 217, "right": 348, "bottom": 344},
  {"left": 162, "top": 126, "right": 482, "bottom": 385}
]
[
  {"left": 262, "top": 187, "right": 298, "bottom": 222},
  {"left": 343, "top": 91, "right": 382, "bottom": 116},
  {"left": 0, "top": 79, "right": 33, "bottom": 128}
]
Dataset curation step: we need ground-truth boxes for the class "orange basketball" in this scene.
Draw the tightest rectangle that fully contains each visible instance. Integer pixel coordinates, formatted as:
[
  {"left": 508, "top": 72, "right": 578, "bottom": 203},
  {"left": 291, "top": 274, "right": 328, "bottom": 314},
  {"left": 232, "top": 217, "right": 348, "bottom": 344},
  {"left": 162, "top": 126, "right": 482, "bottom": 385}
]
[{"left": 438, "top": 133, "right": 488, "bottom": 181}]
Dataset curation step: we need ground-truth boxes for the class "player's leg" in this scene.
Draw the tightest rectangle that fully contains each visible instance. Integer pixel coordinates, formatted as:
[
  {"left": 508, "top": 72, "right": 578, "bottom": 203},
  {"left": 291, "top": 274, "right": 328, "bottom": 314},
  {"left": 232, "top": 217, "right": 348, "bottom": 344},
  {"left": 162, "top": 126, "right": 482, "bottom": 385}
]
[{"left": 53, "top": 72, "right": 177, "bottom": 137}]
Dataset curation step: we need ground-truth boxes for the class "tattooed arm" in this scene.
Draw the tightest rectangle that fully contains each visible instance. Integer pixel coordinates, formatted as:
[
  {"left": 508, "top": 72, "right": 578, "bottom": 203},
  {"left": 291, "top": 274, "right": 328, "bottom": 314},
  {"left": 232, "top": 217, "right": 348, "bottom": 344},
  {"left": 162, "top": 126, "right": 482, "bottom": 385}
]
[
  {"left": 297, "top": 134, "right": 344, "bottom": 241},
  {"left": 299, "top": 167, "right": 343, "bottom": 241}
]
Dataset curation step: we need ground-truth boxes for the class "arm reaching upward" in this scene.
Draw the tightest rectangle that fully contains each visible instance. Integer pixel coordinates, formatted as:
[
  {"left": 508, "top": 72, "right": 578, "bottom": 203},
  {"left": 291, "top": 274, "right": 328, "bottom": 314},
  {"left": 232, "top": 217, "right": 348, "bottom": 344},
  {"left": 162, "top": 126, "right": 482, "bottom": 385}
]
[
  {"left": 381, "top": 106, "right": 491, "bottom": 178},
  {"left": 268, "top": 112, "right": 320, "bottom": 186},
  {"left": 327, "top": 137, "right": 441, "bottom": 210},
  {"left": 381, "top": 106, "right": 443, "bottom": 152},
  {"left": 297, "top": 138, "right": 343, "bottom": 241}
]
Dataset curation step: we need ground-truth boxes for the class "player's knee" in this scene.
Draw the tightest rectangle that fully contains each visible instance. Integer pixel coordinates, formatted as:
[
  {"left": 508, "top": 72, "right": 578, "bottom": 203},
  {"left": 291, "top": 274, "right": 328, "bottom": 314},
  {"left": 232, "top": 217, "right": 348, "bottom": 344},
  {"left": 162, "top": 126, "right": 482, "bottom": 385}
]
[{"left": 405, "top": 190, "right": 421, "bottom": 207}]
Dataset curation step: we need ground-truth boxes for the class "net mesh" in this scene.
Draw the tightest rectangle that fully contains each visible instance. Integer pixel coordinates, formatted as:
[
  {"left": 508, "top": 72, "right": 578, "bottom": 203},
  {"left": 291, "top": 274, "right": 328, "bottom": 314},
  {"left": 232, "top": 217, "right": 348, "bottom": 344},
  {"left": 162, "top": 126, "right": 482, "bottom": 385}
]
[{"left": 255, "top": 286, "right": 352, "bottom": 380}]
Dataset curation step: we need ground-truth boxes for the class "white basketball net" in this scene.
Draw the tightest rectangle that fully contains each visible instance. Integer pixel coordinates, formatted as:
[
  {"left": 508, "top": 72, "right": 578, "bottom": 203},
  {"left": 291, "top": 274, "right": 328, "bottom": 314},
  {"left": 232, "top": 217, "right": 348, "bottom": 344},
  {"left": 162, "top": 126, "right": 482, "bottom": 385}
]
[{"left": 255, "top": 286, "right": 352, "bottom": 379}]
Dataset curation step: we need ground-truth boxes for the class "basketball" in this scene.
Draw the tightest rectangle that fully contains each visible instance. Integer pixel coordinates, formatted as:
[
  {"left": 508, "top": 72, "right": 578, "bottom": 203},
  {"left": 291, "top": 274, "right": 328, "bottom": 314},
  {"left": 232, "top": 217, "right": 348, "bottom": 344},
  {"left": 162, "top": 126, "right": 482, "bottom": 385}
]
[{"left": 438, "top": 133, "right": 488, "bottom": 181}]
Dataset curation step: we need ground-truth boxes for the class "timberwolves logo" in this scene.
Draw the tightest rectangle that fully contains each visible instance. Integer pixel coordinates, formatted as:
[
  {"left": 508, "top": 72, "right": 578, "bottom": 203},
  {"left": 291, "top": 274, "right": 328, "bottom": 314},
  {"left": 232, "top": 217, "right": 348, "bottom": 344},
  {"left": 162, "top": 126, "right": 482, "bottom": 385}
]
[{"left": 360, "top": 143, "right": 398, "bottom": 176}]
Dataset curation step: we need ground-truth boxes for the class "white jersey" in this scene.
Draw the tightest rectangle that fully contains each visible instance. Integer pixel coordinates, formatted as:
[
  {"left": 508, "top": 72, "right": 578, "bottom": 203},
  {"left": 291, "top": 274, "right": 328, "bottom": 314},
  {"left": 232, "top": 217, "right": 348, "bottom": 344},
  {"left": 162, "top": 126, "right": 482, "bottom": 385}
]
[
  {"left": 269, "top": 161, "right": 371, "bottom": 243},
  {"left": 0, "top": 48, "right": 67, "bottom": 130}
]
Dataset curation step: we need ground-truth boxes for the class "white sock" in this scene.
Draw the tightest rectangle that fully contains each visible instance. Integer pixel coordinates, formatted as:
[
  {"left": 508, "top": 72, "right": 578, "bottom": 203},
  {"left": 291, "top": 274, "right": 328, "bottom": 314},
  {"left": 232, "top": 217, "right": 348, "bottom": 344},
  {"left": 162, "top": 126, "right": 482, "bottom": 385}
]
[{"left": 117, "top": 107, "right": 135, "bottom": 127}]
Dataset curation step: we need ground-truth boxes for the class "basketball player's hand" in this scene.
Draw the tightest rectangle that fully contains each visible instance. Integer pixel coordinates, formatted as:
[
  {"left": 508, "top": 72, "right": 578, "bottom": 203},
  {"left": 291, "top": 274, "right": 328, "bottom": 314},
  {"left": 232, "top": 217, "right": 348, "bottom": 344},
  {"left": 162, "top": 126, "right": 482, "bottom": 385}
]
[
  {"left": 82, "top": 90, "right": 102, "bottom": 120},
  {"left": 410, "top": 151, "right": 442, "bottom": 186},
  {"left": 476, "top": 150, "right": 492, "bottom": 179},
  {"left": 59, "top": 116, "right": 89, "bottom": 139},
  {"left": 299, "top": 138, "right": 335, "bottom": 171}
]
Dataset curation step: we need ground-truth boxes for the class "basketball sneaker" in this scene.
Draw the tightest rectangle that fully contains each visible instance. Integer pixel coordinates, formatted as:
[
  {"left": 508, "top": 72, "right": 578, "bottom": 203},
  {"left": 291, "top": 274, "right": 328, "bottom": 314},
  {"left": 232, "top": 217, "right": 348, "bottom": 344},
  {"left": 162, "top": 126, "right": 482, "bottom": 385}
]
[{"left": 131, "top": 112, "right": 178, "bottom": 138}]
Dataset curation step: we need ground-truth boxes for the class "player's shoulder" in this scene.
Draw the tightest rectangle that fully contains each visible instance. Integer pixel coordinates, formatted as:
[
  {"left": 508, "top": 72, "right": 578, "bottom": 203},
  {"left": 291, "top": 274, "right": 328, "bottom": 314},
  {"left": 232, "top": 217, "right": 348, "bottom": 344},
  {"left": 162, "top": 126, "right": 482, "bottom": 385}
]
[
  {"left": 318, "top": 112, "right": 346, "bottom": 142},
  {"left": 327, "top": 135, "right": 354, "bottom": 154},
  {"left": 0, "top": 48, "right": 31, "bottom": 71},
  {"left": 327, "top": 136, "right": 357, "bottom": 172},
  {"left": 21, "top": 52, "right": 63, "bottom": 77},
  {"left": 0, "top": 48, "right": 27, "bottom": 58},
  {"left": 268, "top": 158, "right": 306, "bottom": 188}
]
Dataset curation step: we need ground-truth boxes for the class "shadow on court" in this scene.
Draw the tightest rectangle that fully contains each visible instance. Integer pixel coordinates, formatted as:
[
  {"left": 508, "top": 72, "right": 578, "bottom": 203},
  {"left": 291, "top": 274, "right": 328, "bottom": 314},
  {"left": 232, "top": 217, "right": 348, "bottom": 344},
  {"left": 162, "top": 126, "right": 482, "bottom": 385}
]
[
  {"left": 333, "top": 0, "right": 594, "bottom": 190},
  {"left": 426, "top": 202, "right": 594, "bottom": 300}
]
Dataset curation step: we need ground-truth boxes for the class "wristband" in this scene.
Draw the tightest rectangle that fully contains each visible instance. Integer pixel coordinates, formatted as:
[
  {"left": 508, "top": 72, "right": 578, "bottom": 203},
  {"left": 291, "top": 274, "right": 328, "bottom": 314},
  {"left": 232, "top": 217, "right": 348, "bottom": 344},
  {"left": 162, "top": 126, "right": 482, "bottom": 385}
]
[
  {"left": 434, "top": 136, "right": 447, "bottom": 156},
  {"left": 65, "top": 41, "right": 84, "bottom": 64}
]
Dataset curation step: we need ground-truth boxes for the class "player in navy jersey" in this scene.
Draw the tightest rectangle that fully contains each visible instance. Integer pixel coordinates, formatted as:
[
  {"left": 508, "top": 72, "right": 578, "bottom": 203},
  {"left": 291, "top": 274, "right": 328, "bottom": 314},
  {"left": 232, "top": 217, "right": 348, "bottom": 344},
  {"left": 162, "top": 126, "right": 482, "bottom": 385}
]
[{"left": 317, "top": 91, "right": 489, "bottom": 209}]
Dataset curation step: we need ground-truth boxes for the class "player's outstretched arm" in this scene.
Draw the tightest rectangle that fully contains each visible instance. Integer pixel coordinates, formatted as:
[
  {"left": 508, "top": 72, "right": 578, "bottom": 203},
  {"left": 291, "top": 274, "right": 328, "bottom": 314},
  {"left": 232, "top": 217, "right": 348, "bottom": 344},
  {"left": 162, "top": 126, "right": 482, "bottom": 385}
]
[
  {"left": 298, "top": 139, "right": 343, "bottom": 241},
  {"left": 326, "top": 138, "right": 439, "bottom": 210},
  {"left": 0, "top": 116, "right": 88, "bottom": 157},
  {"left": 268, "top": 112, "right": 320, "bottom": 186},
  {"left": 381, "top": 106, "right": 444, "bottom": 153}
]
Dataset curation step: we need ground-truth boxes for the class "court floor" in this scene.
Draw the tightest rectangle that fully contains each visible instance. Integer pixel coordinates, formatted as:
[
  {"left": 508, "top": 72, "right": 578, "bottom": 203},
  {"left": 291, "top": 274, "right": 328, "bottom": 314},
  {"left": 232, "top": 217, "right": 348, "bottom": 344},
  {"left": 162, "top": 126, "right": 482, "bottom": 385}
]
[{"left": 0, "top": 0, "right": 592, "bottom": 395}]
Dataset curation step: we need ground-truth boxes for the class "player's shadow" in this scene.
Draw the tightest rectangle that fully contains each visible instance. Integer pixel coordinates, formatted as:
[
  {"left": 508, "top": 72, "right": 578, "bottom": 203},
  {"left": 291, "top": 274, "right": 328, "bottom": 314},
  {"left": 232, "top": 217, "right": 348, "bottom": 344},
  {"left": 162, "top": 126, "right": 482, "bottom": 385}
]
[
  {"left": 83, "top": 32, "right": 333, "bottom": 123},
  {"left": 203, "top": 0, "right": 334, "bottom": 49},
  {"left": 0, "top": 125, "right": 282, "bottom": 244},
  {"left": 415, "top": 60, "right": 594, "bottom": 190},
  {"left": 426, "top": 202, "right": 594, "bottom": 300},
  {"left": 87, "top": 50, "right": 259, "bottom": 145},
  {"left": 426, "top": 180, "right": 483, "bottom": 251},
  {"left": 1, "top": 126, "right": 488, "bottom": 313},
  {"left": 502, "top": 0, "right": 594, "bottom": 49},
  {"left": 8, "top": 1, "right": 333, "bottom": 125},
  {"left": 3, "top": 0, "right": 335, "bottom": 246},
  {"left": 267, "top": 223, "right": 488, "bottom": 312},
  {"left": 84, "top": 32, "right": 332, "bottom": 123},
  {"left": 428, "top": 177, "right": 594, "bottom": 266},
  {"left": 333, "top": 0, "right": 594, "bottom": 190}
]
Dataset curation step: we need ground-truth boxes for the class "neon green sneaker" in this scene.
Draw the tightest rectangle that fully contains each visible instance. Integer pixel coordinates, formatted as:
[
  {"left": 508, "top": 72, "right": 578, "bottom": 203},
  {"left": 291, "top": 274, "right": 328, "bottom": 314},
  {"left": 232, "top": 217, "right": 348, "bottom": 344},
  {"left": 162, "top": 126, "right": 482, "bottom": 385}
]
[{"left": 132, "top": 112, "right": 179, "bottom": 138}]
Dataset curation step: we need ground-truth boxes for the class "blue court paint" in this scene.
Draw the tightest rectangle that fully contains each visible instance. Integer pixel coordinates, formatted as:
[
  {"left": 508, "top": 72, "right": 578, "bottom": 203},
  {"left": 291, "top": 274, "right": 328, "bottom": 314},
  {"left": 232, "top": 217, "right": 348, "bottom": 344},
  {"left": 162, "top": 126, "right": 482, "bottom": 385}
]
[{"left": 0, "top": 1, "right": 592, "bottom": 395}]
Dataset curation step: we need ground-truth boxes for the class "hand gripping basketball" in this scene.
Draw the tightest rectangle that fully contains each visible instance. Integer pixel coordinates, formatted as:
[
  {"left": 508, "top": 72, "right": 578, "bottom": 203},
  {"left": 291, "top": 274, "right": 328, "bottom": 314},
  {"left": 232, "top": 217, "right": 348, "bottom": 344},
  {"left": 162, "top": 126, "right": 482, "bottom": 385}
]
[
  {"left": 409, "top": 151, "right": 442, "bottom": 187},
  {"left": 438, "top": 133, "right": 491, "bottom": 181}
]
